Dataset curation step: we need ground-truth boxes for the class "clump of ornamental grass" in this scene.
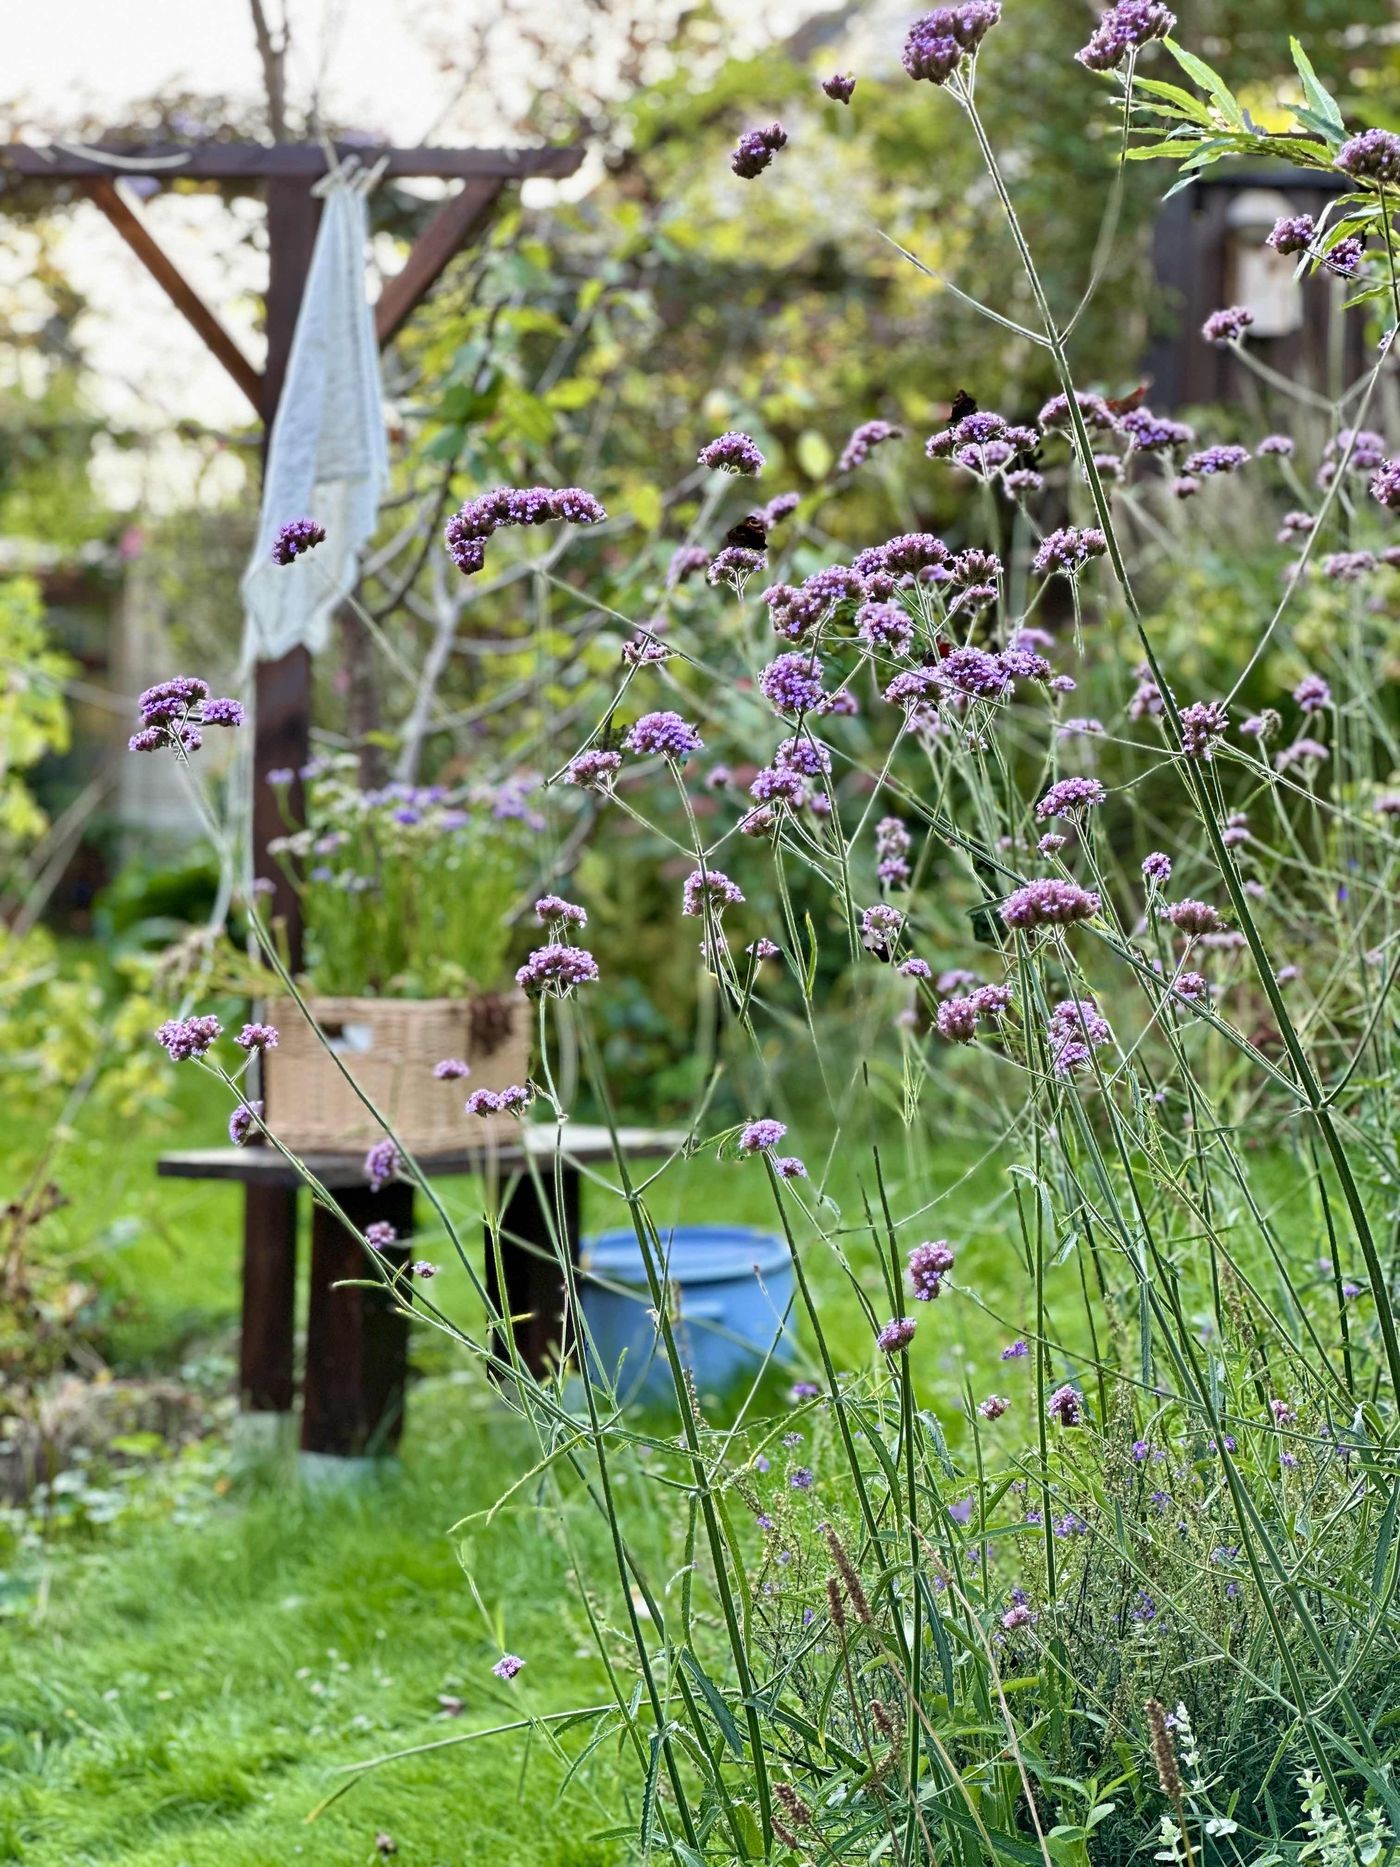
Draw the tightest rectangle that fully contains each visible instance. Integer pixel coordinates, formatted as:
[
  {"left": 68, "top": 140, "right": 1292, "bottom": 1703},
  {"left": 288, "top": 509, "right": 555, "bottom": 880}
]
[{"left": 136, "top": 7, "right": 1400, "bottom": 1862}]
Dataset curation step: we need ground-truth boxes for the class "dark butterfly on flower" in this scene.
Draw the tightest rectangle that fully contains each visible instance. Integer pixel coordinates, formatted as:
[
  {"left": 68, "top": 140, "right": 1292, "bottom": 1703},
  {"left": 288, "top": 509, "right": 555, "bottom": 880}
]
[
  {"left": 723, "top": 513, "right": 769, "bottom": 552},
  {"left": 948, "top": 388, "right": 978, "bottom": 424},
  {"left": 1105, "top": 382, "right": 1151, "bottom": 416}
]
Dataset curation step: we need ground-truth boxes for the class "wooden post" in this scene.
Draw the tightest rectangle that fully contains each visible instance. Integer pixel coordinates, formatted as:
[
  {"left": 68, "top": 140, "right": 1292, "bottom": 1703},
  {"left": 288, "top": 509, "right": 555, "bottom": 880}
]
[
  {"left": 301, "top": 1182, "right": 414, "bottom": 1459},
  {"left": 489, "top": 1166, "right": 581, "bottom": 1378},
  {"left": 239, "top": 1183, "right": 299, "bottom": 1412}
]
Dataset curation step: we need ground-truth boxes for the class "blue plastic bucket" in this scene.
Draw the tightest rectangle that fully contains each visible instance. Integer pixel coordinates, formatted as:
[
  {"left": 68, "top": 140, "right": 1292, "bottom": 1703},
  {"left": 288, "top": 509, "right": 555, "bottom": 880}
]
[{"left": 580, "top": 1225, "right": 796, "bottom": 1403}]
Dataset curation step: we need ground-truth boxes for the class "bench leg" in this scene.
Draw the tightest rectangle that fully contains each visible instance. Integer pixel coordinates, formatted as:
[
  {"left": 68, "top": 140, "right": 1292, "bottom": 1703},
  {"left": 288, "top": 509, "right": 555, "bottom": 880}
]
[
  {"left": 488, "top": 1165, "right": 580, "bottom": 1378},
  {"left": 301, "top": 1183, "right": 414, "bottom": 1460},
  {"left": 239, "top": 1185, "right": 298, "bottom": 1415}
]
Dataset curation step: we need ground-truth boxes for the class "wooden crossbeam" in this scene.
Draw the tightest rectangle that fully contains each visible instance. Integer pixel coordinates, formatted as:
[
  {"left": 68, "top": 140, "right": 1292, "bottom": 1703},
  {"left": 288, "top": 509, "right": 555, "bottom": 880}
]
[
  {"left": 83, "top": 178, "right": 264, "bottom": 415},
  {"left": 1, "top": 141, "right": 583, "bottom": 182},
  {"left": 374, "top": 177, "right": 506, "bottom": 348}
]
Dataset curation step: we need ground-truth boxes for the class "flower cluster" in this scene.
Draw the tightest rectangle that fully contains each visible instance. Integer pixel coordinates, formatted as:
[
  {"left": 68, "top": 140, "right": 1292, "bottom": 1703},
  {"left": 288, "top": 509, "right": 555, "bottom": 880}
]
[
  {"left": 1337, "top": 129, "right": 1400, "bottom": 185},
  {"left": 901, "top": 2, "right": 1001, "bottom": 84},
  {"left": 515, "top": 943, "right": 600, "bottom": 997},
  {"left": 731, "top": 125, "right": 787, "bottom": 181},
  {"left": 822, "top": 73, "right": 856, "bottom": 103},
  {"left": 444, "top": 485, "right": 606, "bottom": 576},
  {"left": 838, "top": 420, "right": 902, "bottom": 474},
  {"left": 272, "top": 517, "right": 326, "bottom": 564},
  {"left": 1047, "top": 998, "right": 1112, "bottom": 1077},
  {"left": 465, "top": 1084, "right": 534, "bottom": 1117},
  {"left": 1036, "top": 776, "right": 1106, "bottom": 820},
  {"left": 624, "top": 711, "right": 703, "bottom": 761},
  {"left": 682, "top": 868, "right": 745, "bottom": 916},
  {"left": 1032, "top": 527, "right": 1107, "bottom": 579},
  {"left": 908, "top": 1239, "right": 955, "bottom": 1300},
  {"left": 699, "top": 430, "right": 767, "bottom": 474},
  {"left": 154, "top": 1014, "right": 222, "bottom": 1062},
  {"left": 1000, "top": 878, "right": 1100, "bottom": 932},
  {"left": 129, "top": 677, "right": 245, "bottom": 755},
  {"left": 1201, "top": 306, "right": 1254, "bottom": 345},
  {"left": 1076, "top": 0, "right": 1175, "bottom": 70}
]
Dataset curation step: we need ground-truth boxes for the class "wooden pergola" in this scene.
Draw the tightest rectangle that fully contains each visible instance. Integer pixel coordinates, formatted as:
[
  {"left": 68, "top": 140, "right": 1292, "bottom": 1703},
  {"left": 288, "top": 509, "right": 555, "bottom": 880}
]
[
  {"left": 2, "top": 135, "right": 586, "bottom": 1453},
  {"left": 1, "top": 136, "right": 583, "bottom": 963}
]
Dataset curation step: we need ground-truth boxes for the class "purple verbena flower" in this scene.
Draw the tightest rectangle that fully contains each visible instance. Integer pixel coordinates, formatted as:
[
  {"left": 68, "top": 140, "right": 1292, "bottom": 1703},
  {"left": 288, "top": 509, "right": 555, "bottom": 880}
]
[
  {"left": 365, "top": 1139, "right": 401, "bottom": 1192},
  {"left": 155, "top": 1014, "right": 221, "bottom": 1062},
  {"left": 365, "top": 1221, "right": 397, "bottom": 1251},
  {"left": 1201, "top": 306, "right": 1254, "bottom": 345},
  {"left": 1142, "top": 850, "right": 1172, "bottom": 885},
  {"left": 759, "top": 652, "right": 826, "bottom": 716},
  {"left": 1000, "top": 878, "right": 1100, "bottom": 932},
  {"left": 1337, "top": 129, "right": 1400, "bottom": 185},
  {"left": 1294, "top": 672, "right": 1330, "bottom": 713},
  {"left": 822, "top": 72, "right": 856, "bottom": 102},
  {"left": 1036, "top": 775, "right": 1106, "bottom": 820},
  {"left": 740, "top": 1118, "right": 787, "bottom": 1154},
  {"left": 1033, "top": 526, "right": 1107, "bottom": 578},
  {"left": 1371, "top": 458, "right": 1400, "bottom": 510},
  {"left": 979, "top": 1394, "right": 1009, "bottom": 1419},
  {"left": 625, "top": 711, "right": 703, "bottom": 761},
  {"left": 228, "top": 1100, "right": 262, "bottom": 1145},
  {"left": 272, "top": 517, "right": 326, "bottom": 565},
  {"left": 1268, "top": 214, "right": 1315, "bottom": 256},
  {"left": 516, "top": 943, "right": 600, "bottom": 996},
  {"left": 877, "top": 1316, "right": 917, "bottom": 1352},
  {"left": 700, "top": 429, "right": 766, "bottom": 473},
  {"left": 730, "top": 125, "right": 788, "bottom": 181},
  {"left": 563, "top": 748, "right": 623, "bottom": 791},
  {"left": 682, "top": 869, "right": 745, "bottom": 916},
  {"left": 902, "top": 2, "right": 1001, "bottom": 84},
  {"left": 839, "top": 419, "right": 902, "bottom": 474},
  {"left": 235, "top": 1022, "right": 279, "bottom": 1052},
  {"left": 908, "top": 1239, "right": 956, "bottom": 1300},
  {"left": 1048, "top": 1383, "right": 1083, "bottom": 1425},
  {"left": 1076, "top": 0, "right": 1174, "bottom": 70},
  {"left": 1183, "top": 444, "right": 1250, "bottom": 478},
  {"left": 1166, "top": 898, "right": 1223, "bottom": 937},
  {"left": 492, "top": 1654, "right": 525, "bottom": 1681},
  {"left": 535, "top": 894, "right": 588, "bottom": 929}
]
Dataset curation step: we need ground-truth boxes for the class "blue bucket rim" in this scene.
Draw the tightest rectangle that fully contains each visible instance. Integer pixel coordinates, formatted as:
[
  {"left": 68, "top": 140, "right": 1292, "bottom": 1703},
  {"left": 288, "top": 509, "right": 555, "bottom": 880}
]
[{"left": 583, "top": 1224, "right": 790, "bottom": 1286}]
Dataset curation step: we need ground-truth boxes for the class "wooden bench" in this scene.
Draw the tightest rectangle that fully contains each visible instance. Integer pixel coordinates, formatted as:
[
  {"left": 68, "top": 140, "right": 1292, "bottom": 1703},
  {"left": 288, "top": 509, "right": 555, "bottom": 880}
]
[{"left": 158, "top": 1125, "right": 683, "bottom": 1461}]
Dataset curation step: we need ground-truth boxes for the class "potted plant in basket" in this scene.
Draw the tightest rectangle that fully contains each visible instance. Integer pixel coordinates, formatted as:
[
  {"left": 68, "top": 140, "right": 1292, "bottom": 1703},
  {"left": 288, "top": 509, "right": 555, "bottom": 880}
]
[{"left": 261, "top": 754, "right": 536, "bottom": 1149}]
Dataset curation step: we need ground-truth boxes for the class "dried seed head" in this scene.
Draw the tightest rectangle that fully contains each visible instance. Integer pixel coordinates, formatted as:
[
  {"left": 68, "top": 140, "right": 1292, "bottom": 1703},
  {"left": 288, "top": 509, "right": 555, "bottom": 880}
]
[
  {"left": 826, "top": 1573, "right": 848, "bottom": 1632},
  {"left": 775, "top": 1782, "right": 813, "bottom": 1828},
  {"left": 771, "top": 1816, "right": 801, "bottom": 1850},
  {"left": 823, "top": 1525, "right": 874, "bottom": 1624},
  {"left": 1145, "top": 1698, "right": 1184, "bottom": 1801}
]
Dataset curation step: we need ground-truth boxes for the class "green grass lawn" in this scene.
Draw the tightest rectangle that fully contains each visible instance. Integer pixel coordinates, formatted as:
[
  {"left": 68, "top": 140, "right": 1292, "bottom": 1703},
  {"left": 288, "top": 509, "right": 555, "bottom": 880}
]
[{"left": 0, "top": 1042, "right": 1032, "bottom": 1864}]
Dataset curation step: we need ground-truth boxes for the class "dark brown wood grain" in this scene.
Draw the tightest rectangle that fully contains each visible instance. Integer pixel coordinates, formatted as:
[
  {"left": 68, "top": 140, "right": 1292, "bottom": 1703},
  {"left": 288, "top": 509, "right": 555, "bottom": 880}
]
[
  {"left": 239, "top": 1184, "right": 299, "bottom": 1412},
  {"left": 375, "top": 178, "right": 506, "bottom": 348},
  {"left": 2, "top": 142, "right": 583, "bottom": 182},
  {"left": 301, "top": 1181, "right": 414, "bottom": 1457}
]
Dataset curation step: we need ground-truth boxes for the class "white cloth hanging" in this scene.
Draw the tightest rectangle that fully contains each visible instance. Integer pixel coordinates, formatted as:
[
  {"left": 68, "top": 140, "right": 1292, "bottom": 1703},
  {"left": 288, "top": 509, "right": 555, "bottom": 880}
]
[{"left": 240, "top": 171, "right": 389, "bottom": 669}]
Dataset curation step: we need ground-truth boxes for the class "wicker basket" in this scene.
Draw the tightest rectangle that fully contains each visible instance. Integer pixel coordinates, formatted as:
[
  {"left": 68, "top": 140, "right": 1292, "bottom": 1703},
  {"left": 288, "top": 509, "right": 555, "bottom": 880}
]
[{"left": 261, "top": 991, "right": 530, "bottom": 1152}]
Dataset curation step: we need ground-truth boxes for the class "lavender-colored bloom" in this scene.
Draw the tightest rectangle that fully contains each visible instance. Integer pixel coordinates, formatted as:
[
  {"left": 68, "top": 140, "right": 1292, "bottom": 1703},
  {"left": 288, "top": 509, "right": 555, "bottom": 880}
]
[
  {"left": 1276, "top": 737, "right": 1330, "bottom": 772},
  {"left": 465, "top": 1089, "right": 502, "bottom": 1116},
  {"left": 1178, "top": 698, "right": 1228, "bottom": 759},
  {"left": 1038, "top": 390, "right": 1118, "bottom": 432},
  {"left": 1202, "top": 306, "right": 1254, "bottom": 345},
  {"left": 1048, "top": 999, "right": 1112, "bottom": 1056},
  {"left": 1371, "top": 458, "right": 1400, "bottom": 510},
  {"left": 1132, "top": 1591, "right": 1157, "bottom": 1622},
  {"left": 790, "top": 1467, "right": 814, "bottom": 1490},
  {"left": 775, "top": 735, "right": 831, "bottom": 779},
  {"left": 856, "top": 601, "right": 914, "bottom": 657},
  {"left": 902, "top": 2, "right": 1001, "bottom": 84},
  {"left": 624, "top": 710, "right": 703, "bottom": 761},
  {"left": 749, "top": 765, "right": 807, "bottom": 810},
  {"left": 730, "top": 125, "right": 787, "bottom": 181},
  {"left": 1001, "top": 1601, "right": 1034, "bottom": 1630},
  {"left": 1337, "top": 128, "right": 1400, "bottom": 185},
  {"left": 1000, "top": 877, "right": 1100, "bottom": 932},
  {"left": 908, "top": 1239, "right": 956, "bottom": 1301},
  {"left": 898, "top": 957, "right": 931, "bottom": 981},
  {"left": 563, "top": 748, "right": 623, "bottom": 791},
  {"left": 759, "top": 651, "right": 826, "bottom": 716},
  {"left": 515, "top": 943, "right": 600, "bottom": 996},
  {"left": 822, "top": 72, "right": 856, "bottom": 102},
  {"left": 939, "top": 646, "right": 1010, "bottom": 701},
  {"left": 201, "top": 697, "right": 245, "bottom": 727},
  {"left": 1038, "top": 832, "right": 1066, "bottom": 856},
  {"left": 839, "top": 419, "right": 901, "bottom": 473},
  {"left": 937, "top": 995, "right": 979, "bottom": 1043},
  {"left": 552, "top": 487, "right": 608, "bottom": 525},
  {"left": 365, "top": 1139, "right": 401, "bottom": 1192},
  {"left": 699, "top": 429, "right": 766, "bottom": 475},
  {"left": 1321, "top": 549, "right": 1377, "bottom": 582},
  {"left": 493, "top": 1654, "right": 525, "bottom": 1681},
  {"left": 1054, "top": 1513, "right": 1088, "bottom": 1537},
  {"left": 1268, "top": 214, "right": 1315, "bottom": 256},
  {"left": 1047, "top": 1383, "right": 1083, "bottom": 1426},
  {"left": 622, "top": 634, "right": 670, "bottom": 667},
  {"left": 535, "top": 894, "right": 588, "bottom": 929},
  {"left": 1002, "top": 1339, "right": 1030, "bottom": 1360},
  {"left": 365, "top": 1221, "right": 397, "bottom": 1251},
  {"left": 1076, "top": 0, "right": 1174, "bottom": 69},
  {"left": 667, "top": 544, "right": 711, "bottom": 586},
  {"left": 979, "top": 1394, "right": 1009, "bottom": 1419},
  {"left": 1033, "top": 526, "right": 1107, "bottom": 578},
  {"left": 1166, "top": 897, "right": 1223, "bottom": 937},
  {"left": 1036, "top": 775, "right": 1106, "bottom": 820},
  {"left": 1183, "top": 444, "right": 1250, "bottom": 477},
  {"left": 708, "top": 545, "right": 767, "bottom": 590},
  {"left": 272, "top": 517, "right": 326, "bottom": 565},
  {"left": 969, "top": 982, "right": 1012, "bottom": 1020},
  {"left": 155, "top": 1014, "right": 221, "bottom": 1062},
  {"left": 877, "top": 1316, "right": 917, "bottom": 1352},
  {"left": 791, "top": 1380, "right": 820, "bottom": 1401},
  {"left": 444, "top": 486, "right": 604, "bottom": 574},
  {"left": 772, "top": 1155, "right": 808, "bottom": 1180},
  {"left": 228, "top": 1099, "right": 262, "bottom": 1145},
  {"left": 740, "top": 1118, "right": 787, "bottom": 1154},
  {"left": 682, "top": 868, "right": 745, "bottom": 916},
  {"left": 748, "top": 936, "right": 781, "bottom": 960},
  {"left": 1294, "top": 672, "right": 1331, "bottom": 713},
  {"left": 860, "top": 902, "right": 904, "bottom": 958},
  {"left": 1142, "top": 850, "right": 1172, "bottom": 885},
  {"left": 1255, "top": 433, "right": 1295, "bottom": 458},
  {"left": 1120, "top": 408, "right": 1194, "bottom": 452},
  {"left": 235, "top": 1021, "right": 279, "bottom": 1052}
]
